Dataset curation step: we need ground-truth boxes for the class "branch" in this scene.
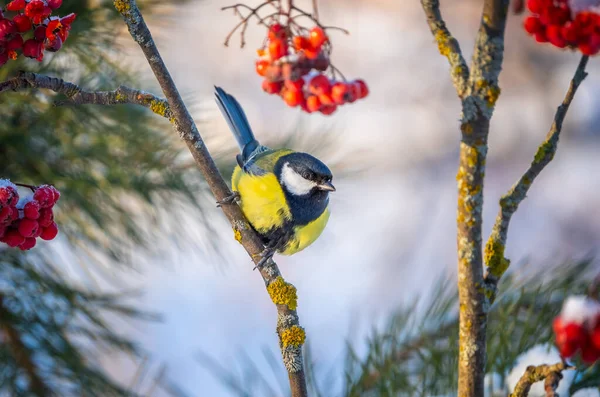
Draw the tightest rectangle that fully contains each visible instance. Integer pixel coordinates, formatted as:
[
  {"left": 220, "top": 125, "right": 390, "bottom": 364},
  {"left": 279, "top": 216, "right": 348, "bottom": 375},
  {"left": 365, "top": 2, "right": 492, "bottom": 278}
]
[
  {"left": 420, "top": 0, "right": 470, "bottom": 98},
  {"left": 483, "top": 56, "right": 589, "bottom": 301},
  {"left": 510, "top": 362, "right": 572, "bottom": 397},
  {"left": 112, "top": 1, "right": 308, "bottom": 396},
  {"left": 0, "top": 71, "right": 174, "bottom": 120},
  {"left": 0, "top": 294, "right": 50, "bottom": 396}
]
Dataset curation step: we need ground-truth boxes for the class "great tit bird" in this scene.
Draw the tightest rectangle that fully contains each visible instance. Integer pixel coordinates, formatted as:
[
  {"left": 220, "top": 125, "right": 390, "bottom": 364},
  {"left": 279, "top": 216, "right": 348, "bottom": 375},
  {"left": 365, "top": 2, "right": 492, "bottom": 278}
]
[{"left": 214, "top": 86, "right": 335, "bottom": 266}]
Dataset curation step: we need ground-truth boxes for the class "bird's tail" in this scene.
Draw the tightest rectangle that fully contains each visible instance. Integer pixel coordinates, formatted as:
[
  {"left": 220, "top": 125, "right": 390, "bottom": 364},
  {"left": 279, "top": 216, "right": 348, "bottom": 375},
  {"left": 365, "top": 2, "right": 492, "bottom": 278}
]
[{"left": 214, "top": 86, "right": 260, "bottom": 162}]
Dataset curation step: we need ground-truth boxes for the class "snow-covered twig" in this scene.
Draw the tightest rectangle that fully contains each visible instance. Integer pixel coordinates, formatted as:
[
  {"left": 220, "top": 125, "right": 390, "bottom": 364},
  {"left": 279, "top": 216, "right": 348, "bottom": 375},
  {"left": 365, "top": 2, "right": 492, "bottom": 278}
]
[{"left": 510, "top": 362, "right": 572, "bottom": 397}]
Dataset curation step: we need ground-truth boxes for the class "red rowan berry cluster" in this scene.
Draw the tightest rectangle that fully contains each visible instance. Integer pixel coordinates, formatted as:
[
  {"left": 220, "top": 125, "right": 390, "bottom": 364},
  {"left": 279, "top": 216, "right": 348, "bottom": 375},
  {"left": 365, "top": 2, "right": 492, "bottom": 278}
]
[
  {"left": 0, "top": 0, "right": 76, "bottom": 67},
  {"left": 256, "top": 23, "right": 369, "bottom": 115},
  {"left": 0, "top": 179, "right": 60, "bottom": 250},
  {"left": 553, "top": 295, "right": 600, "bottom": 364},
  {"left": 524, "top": 0, "right": 600, "bottom": 55},
  {"left": 223, "top": 1, "right": 369, "bottom": 115}
]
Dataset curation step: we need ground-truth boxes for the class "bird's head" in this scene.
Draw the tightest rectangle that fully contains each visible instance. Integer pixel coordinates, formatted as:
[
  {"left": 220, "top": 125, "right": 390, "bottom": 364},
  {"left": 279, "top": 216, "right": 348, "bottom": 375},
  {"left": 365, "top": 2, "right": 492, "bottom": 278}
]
[{"left": 275, "top": 152, "right": 335, "bottom": 198}]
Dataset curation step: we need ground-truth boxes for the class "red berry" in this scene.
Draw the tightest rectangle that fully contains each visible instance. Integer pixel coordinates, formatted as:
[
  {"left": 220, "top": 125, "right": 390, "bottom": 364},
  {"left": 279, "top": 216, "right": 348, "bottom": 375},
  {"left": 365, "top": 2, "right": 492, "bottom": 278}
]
[
  {"left": 268, "top": 39, "right": 287, "bottom": 60},
  {"left": 25, "top": 1, "right": 52, "bottom": 25},
  {"left": 308, "top": 74, "right": 331, "bottom": 96},
  {"left": 261, "top": 80, "right": 283, "bottom": 95},
  {"left": 354, "top": 79, "right": 369, "bottom": 99},
  {"left": 0, "top": 19, "right": 16, "bottom": 42},
  {"left": 256, "top": 60, "right": 270, "bottom": 77},
  {"left": 3, "top": 229, "right": 25, "bottom": 247},
  {"left": 306, "top": 95, "right": 322, "bottom": 113},
  {"left": 23, "top": 39, "right": 44, "bottom": 61},
  {"left": 559, "top": 340, "right": 579, "bottom": 358},
  {"left": 38, "top": 208, "right": 54, "bottom": 227},
  {"left": 6, "top": 35, "right": 24, "bottom": 51},
  {"left": 284, "top": 77, "right": 305, "bottom": 92},
  {"left": 331, "top": 82, "right": 353, "bottom": 105},
  {"left": 60, "top": 13, "right": 76, "bottom": 27},
  {"left": 319, "top": 93, "right": 334, "bottom": 106},
  {"left": 547, "top": 25, "right": 567, "bottom": 48},
  {"left": 527, "top": 0, "right": 542, "bottom": 13},
  {"left": 40, "top": 222, "right": 58, "bottom": 241},
  {"left": 268, "top": 23, "right": 286, "bottom": 41},
  {"left": 34, "top": 25, "right": 47, "bottom": 42},
  {"left": 34, "top": 186, "right": 56, "bottom": 208},
  {"left": 46, "top": 19, "right": 62, "bottom": 40},
  {"left": 591, "top": 324, "right": 600, "bottom": 350},
  {"left": 0, "top": 186, "right": 18, "bottom": 206},
  {"left": 0, "top": 207, "right": 10, "bottom": 223},
  {"left": 524, "top": 16, "right": 543, "bottom": 34},
  {"left": 581, "top": 341, "right": 600, "bottom": 364},
  {"left": 18, "top": 219, "right": 39, "bottom": 238},
  {"left": 8, "top": 206, "right": 18, "bottom": 222},
  {"left": 320, "top": 104, "right": 337, "bottom": 115},
  {"left": 293, "top": 36, "right": 311, "bottom": 50},
  {"left": 283, "top": 89, "right": 304, "bottom": 107},
  {"left": 23, "top": 201, "right": 40, "bottom": 220},
  {"left": 13, "top": 15, "right": 32, "bottom": 33},
  {"left": 18, "top": 237, "right": 36, "bottom": 251},
  {"left": 309, "top": 27, "right": 328, "bottom": 48},
  {"left": 565, "top": 323, "right": 587, "bottom": 344},
  {"left": 6, "top": 0, "right": 26, "bottom": 11},
  {"left": 535, "top": 30, "right": 548, "bottom": 43},
  {"left": 44, "top": 35, "right": 62, "bottom": 52},
  {"left": 0, "top": 224, "right": 6, "bottom": 238},
  {"left": 47, "top": 0, "right": 63, "bottom": 10}
]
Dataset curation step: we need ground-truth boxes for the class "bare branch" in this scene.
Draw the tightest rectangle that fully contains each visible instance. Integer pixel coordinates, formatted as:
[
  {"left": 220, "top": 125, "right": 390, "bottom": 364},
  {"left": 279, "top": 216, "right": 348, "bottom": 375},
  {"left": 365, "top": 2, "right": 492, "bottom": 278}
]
[
  {"left": 0, "top": 294, "right": 49, "bottom": 396},
  {"left": 484, "top": 56, "right": 589, "bottom": 301},
  {"left": 509, "top": 362, "right": 572, "bottom": 397},
  {"left": 112, "top": 1, "right": 308, "bottom": 395},
  {"left": 420, "top": 0, "right": 470, "bottom": 98},
  {"left": 0, "top": 71, "right": 174, "bottom": 120}
]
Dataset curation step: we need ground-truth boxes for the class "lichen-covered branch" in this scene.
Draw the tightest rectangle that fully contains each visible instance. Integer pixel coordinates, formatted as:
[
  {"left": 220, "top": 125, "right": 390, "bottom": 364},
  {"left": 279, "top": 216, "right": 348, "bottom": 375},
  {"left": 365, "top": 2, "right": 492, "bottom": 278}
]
[
  {"left": 420, "top": 0, "right": 470, "bottom": 98},
  {"left": 509, "top": 362, "right": 572, "bottom": 397},
  {"left": 0, "top": 71, "right": 174, "bottom": 120},
  {"left": 483, "top": 56, "right": 589, "bottom": 301},
  {"left": 112, "top": 1, "right": 308, "bottom": 395},
  {"left": 453, "top": 2, "right": 510, "bottom": 396},
  {"left": 0, "top": 294, "right": 49, "bottom": 396}
]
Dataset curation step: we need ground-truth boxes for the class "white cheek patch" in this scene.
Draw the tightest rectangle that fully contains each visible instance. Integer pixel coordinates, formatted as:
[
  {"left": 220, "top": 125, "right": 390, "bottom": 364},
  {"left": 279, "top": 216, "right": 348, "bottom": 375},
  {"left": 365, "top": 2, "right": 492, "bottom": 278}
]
[{"left": 281, "top": 163, "right": 317, "bottom": 195}]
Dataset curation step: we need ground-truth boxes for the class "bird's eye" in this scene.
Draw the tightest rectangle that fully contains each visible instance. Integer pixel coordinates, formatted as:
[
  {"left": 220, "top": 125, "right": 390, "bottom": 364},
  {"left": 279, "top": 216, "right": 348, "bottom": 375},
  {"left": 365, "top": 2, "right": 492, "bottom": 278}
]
[{"left": 301, "top": 171, "right": 313, "bottom": 180}]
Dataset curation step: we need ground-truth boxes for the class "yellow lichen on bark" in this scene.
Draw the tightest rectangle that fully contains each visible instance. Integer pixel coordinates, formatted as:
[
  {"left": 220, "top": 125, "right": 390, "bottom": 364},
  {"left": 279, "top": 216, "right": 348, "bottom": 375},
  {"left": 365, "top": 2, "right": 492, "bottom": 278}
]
[
  {"left": 484, "top": 239, "right": 510, "bottom": 278},
  {"left": 280, "top": 325, "right": 306, "bottom": 348},
  {"left": 435, "top": 30, "right": 451, "bottom": 56},
  {"left": 267, "top": 277, "right": 298, "bottom": 310}
]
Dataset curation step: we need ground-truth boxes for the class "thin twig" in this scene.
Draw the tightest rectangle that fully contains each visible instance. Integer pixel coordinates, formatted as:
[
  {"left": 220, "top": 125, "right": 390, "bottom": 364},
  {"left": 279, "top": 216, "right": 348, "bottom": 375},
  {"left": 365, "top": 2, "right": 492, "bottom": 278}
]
[
  {"left": 420, "top": 0, "right": 470, "bottom": 98},
  {"left": 0, "top": 71, "right": 174, "bottom": 120},
  {"left": 14, "top": 183, "right": 37, "bottom": 192},
  {"left": 483, "top": 56, "right": 589, "bottom": 301},
  {"left": 312, "top": 0, "right": 319, "bottom": 20},
  {"left": 222, "top": 1, "right": 273, "bottom": 47},
  {"left": 112, "top": 1, "right": 308, "bottom": 396},
  {"left": 510, "top": 362, "right": 572, "bottom": 397}
]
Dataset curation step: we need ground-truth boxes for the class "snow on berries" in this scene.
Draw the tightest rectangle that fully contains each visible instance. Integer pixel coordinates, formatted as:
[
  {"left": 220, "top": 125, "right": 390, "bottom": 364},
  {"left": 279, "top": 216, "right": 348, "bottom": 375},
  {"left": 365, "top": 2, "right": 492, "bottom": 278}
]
[
  {"left": 0, "top": 179, "right": 60, "bottom": 250},
  {"left": 524, "top": 0, "right": 600, "bottom": 55},
  {"left": 223, "top": 1, "right": 369, "bottom": 115},
  {"left": 553, "top": 295, "right": 600, "bottom": 364},
  {"left": 0, "top": 0, "right": 75, "bottom": 67}
]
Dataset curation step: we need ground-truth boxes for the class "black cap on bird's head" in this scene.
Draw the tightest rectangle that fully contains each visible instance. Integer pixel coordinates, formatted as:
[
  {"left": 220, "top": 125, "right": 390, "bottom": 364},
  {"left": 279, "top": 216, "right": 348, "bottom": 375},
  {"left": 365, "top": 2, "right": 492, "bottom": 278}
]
[{"left": 275, "top": 152, "right": 335, "bottom": 197}]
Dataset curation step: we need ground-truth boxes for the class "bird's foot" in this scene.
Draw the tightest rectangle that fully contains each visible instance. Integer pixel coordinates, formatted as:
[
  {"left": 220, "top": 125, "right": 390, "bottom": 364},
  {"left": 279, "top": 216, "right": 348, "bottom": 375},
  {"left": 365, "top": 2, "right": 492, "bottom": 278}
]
[
  {"left": 216, "top": 191, "right": 240, "bottom": 207},
  {"left": 254, "top": 248, "right": 275, "bottom": 270}
]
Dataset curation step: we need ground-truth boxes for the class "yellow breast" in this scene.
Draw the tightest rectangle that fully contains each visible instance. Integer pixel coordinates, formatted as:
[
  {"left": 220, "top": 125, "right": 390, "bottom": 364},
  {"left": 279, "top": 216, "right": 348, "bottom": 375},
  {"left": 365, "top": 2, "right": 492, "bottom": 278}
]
[
  {"left": 232, "top": 165, "right": 291, "bottom": 233},
  {"left": 281, "top": 208, "right": 330, "bottom": 255}
]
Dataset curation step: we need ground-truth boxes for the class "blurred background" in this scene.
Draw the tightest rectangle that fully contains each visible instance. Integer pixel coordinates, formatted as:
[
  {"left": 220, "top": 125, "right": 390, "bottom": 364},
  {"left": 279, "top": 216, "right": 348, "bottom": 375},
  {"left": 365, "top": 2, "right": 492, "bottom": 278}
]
[{"left": 1, "top": 0, "right": 600, "bottom": 396}]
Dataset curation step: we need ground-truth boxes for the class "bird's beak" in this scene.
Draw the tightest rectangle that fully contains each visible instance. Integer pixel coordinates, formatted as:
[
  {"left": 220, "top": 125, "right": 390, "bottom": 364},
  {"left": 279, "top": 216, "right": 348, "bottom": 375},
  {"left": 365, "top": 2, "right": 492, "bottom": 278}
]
[{"left": 317, "top": 181, "right": 336, "bottom": 192}]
